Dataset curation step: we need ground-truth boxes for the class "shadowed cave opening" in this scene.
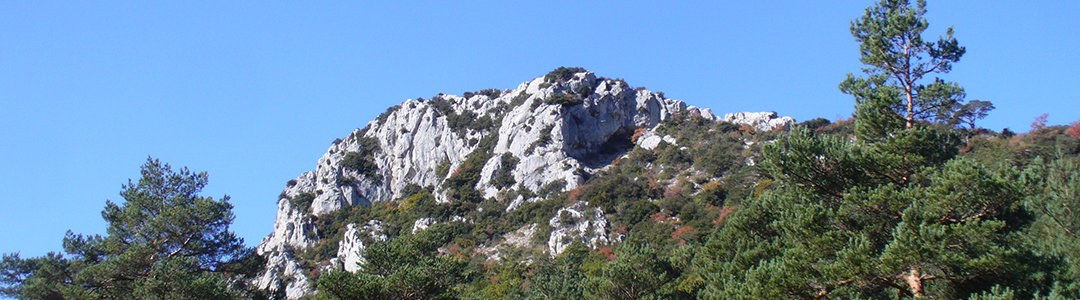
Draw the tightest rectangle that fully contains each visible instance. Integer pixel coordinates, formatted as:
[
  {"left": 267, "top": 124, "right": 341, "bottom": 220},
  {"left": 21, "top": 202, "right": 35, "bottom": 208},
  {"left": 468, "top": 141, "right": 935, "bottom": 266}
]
[{"left": 572, "top": 126, "right": 637, "bottom": 169}]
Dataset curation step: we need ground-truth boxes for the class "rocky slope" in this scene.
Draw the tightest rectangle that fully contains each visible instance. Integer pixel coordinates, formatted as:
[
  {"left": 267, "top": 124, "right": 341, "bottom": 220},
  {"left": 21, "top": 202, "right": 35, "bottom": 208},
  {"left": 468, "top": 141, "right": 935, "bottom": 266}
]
[{"left": 253, "top": 68, "right": 794, "bottom": 298}]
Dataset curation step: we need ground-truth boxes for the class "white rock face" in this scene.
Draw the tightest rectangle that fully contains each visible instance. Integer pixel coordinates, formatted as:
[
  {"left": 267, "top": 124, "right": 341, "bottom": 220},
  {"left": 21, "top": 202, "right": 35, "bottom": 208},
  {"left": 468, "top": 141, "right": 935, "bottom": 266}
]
[
  {"left": 254, "top": 250, "right": 311, "bottom": 299},
  {"left": 547, "top": 201, "right": 613, "bottom": 256},
  {"left": 253, "top": 69, "right": 794, "bottom": 299},
  {"left": 637, "top": 130, "right": 678, "bottom": 151},
  {"left": 412, "top": 217, "right": 435, "bottom": 234},
  {"left": 504, "top": 224, "right": 538, "bottom": 248},
  {"left": 336, "top": 224, "right": 366, "bottom": 272},
  {"left": 723, "top": 111, "right": 795, "bottom": 132}
]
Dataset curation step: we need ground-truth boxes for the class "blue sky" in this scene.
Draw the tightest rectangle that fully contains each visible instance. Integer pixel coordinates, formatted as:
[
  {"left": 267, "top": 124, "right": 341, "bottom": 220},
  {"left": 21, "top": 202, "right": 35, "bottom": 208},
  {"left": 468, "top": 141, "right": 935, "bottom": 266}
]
[{"left": 1, "top": 1, "right": 1077, "bottom": 257}]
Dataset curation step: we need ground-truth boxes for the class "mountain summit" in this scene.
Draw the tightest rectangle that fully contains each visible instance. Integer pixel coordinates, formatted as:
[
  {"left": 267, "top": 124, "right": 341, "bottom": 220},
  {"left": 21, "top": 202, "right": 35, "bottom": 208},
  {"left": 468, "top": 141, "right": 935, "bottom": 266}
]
[{"left": 254, "top": 67, "right": 794, "bottom": 298}]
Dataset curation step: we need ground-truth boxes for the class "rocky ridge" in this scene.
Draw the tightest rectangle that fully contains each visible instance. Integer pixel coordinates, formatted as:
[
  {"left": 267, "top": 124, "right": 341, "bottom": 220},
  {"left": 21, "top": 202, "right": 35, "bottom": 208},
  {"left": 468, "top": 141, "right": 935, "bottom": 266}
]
[{"left": 254, "top": 69, "right": 795, "bottom": 298}]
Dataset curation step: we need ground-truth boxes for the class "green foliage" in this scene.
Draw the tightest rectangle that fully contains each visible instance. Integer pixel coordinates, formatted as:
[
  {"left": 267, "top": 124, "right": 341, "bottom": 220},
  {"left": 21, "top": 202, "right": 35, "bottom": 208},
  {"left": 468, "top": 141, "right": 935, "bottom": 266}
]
[
  {"left": 691, "top": 2, "right": 1077, "bottom": 298},
  {"left": 797, "top": 117, "right": 831, "bottom": 131},
  {"left": 526, "top": 124, "right": 555, "bottom": 155},
  {"left": 315, "top": 225, "right": 468, "bottom": 300},
  {"left": 336, "top": 176, "right": 357, "bottom": 187},
  {"left": 443, "top": 134, "right": 497, "bottom": 203},
  {"left": 575, "top": 83, "right": 593, "bottom": 98},
  {"left": 290, "top": 192, "right": 317, "bottom": 213},
  {"left": 1, "top": 158, "right": 264, "bottom": 299},
  {"left": 520, "top": 242, "right": 592, "bottom": 299},
  {"left": 446, "top": 111, "right": 496, "bottom": 137},
  {"left": 300, "top": 68, "right": 1080, "bottom": 300},
  {"left": 14, "top": 9, "right": 1076, "bottom": 298},
  {"left": 375, "top": 105, "right": 401, "bottom": 125},
  {"left": 429, "top": 95, "right": 499, "bottom": 137},
  {"left": 489, "top": 153, "right": 519, "bottom": 189},
  {"left": 543, "top": 93, "right": 583, "bottom": 107},
  {"left": 699, "top": 149, "right": 1042, "bottom": 298},
  {"left": 574, "top": 173, "right": 656, "bottom": 216},
  {"left": 480, "top": 89, "right": 502, "bottom": 99},
  {"left": 953, "top": 99, "right": 996, "bottom": 129},
  {"left": 584, "top": 244, "right": 692, "bottom": 300},
  {"left": 342, "top": 135, "right": 383, "bottom": 184},
  {"left": 445, "top": 109, "right": 479, "bottom": 133},
  {"left": 1023, "top": 155, "right": 1080, "bottom": 297},
  {"left": 435, "top": 159, "right": 451, "bottom": 179},
  {"left": 427, "top": 95, "right": 453, "bottom": 116},
  {"left": 536, "top": 179, "right": 567, "bottom": 198},
  {"left": 841, "top": 0, "right": 968, "bottom": 133},
  {"left": 543, "top": 67, "right": 586, "bottom": 83},
  {"left": 509, "top": 92, "right": 530, "bottom": 108}
]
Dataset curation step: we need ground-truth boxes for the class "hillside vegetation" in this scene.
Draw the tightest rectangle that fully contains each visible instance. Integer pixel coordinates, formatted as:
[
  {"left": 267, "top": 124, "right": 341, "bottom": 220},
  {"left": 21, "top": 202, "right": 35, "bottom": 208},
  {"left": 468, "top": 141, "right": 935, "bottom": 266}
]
[{"left": 5, "top": 0, "right": 1080, "bottom": 299}]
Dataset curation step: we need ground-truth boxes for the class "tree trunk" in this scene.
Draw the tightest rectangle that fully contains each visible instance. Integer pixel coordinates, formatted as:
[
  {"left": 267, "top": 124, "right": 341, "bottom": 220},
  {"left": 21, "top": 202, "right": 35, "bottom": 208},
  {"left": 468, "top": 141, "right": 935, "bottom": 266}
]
[
  {"left": 905, "top": 89, "right": 915, "bottom": 129},
  {"left": 901, "top": 268, "right": 924, "bottom": 298}
]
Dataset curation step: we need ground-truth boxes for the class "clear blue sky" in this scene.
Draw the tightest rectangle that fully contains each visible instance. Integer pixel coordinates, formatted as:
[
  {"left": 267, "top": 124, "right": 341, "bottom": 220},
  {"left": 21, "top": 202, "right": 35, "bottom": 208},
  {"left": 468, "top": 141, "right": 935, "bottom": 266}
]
[{"left": 2, "top": 1, "right": 1077, "bottom": 257}]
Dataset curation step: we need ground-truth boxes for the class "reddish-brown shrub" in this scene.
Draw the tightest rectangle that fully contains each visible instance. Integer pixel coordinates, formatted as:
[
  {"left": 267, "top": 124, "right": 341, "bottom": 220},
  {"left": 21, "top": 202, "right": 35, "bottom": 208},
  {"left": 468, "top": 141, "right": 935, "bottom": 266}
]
[
  {"left": 598, "top": 247, "right": 616, "bottom": 260},
  {"left": 664, "top": 186, "right": 682, "bottom": 198},
  {"left": 672, "top": 226, "right": 695, "bottom": 239},
  {"left": 1032, "top": 113, "right": 1049, "bottom": 132},
  {"left": 631, "top": 128, "right": 648, "bottom": 143},
  {"left": 714, "top": 205, "right": 738, "bottom": 226}
]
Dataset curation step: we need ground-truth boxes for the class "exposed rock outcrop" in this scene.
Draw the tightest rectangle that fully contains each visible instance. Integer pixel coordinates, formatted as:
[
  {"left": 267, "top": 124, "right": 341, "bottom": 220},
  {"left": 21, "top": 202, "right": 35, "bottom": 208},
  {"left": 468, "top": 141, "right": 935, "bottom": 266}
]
[
  {"left": 547, "top": 201, "right": 612, "bottom": 256},
  {"left": 253, "top": 69, "right": 794, "bottom": 298},
  {"left": 723, "top": 111, "right": 795, "bottom": 132}
]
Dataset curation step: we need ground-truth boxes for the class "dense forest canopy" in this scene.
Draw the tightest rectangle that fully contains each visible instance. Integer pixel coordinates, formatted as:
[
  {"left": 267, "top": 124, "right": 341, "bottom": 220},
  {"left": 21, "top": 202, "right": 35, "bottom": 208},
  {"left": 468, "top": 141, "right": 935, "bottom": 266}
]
[{"left": 4, "top": 0, "right": 1080, "bottom": 299}]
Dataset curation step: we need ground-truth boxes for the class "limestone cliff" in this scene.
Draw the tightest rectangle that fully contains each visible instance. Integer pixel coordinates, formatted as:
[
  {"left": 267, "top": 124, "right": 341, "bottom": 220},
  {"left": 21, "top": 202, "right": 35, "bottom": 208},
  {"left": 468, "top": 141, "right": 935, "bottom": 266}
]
[{"left": 254, "top": 69, "right": 794, "bottom": 298}]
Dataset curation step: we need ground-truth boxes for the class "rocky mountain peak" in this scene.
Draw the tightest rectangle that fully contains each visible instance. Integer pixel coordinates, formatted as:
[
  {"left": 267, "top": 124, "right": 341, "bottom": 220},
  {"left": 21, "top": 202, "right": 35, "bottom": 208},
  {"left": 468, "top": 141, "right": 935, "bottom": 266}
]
[{"left": 253, "top": 68, "right": 795, "bottom": 298}]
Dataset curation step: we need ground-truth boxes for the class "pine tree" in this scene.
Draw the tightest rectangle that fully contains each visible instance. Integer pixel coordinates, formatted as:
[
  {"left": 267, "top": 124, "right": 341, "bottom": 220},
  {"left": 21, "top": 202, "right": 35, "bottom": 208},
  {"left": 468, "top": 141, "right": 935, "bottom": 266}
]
[
  {"left": 315, "top": 225, "right": 467, "bottom": 300},
  {"left": 1023, "top": 155, "right": 1080, "bottom": 298},
  {"left": 584, "top": 244, "right": 689, "bottom": 300},
  {"left": 697, "top": 1, "right": 1045, "bottom": 298},
  {"left": 1, "top": 158, "right": 264, "bottom": 299},
  {"left": 840, "top": 0, "right": 967, "bottom": 132}
]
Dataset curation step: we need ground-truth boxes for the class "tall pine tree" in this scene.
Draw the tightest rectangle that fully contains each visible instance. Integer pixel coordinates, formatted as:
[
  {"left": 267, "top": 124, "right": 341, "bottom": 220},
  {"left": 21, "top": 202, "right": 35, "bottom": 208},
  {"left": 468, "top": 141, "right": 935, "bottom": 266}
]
[
  {"left": 1, "top": 158, "right": 264, "bottom": 300},
  {"left": 697, "top": 1, "right": 1043, "bottom": 298}
]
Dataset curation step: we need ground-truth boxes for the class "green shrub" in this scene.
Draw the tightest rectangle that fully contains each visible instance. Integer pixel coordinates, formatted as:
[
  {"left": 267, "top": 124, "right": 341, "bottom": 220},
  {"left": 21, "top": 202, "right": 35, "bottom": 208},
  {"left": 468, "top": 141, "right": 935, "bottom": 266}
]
[
  {"left": 504, "top": 189, "right": 567, "bottom": 228},
  {"left": 428, "top": 95, "right": 454, "bottom": 117},
  {"left": 526, "top": 124, "right": 555, "bottom": 155},
  {"left": 544, "top": 67, "right": 587, "bottom": 83},
  {"left": 544, "top": 93, "right": 583, "bottom": 107},
  {"left": 445, "top": 110, "right": 478, "bottom": 135},
  {"left": 511, "top": 92, "right": 531, "bottom": 107},
  {"left": 375, "top": 105, "right": 401, "bottom": 125},
  {"left": 443, "top": 134, "right": 497, "bottom": 203},
  {"left": 576, "top": 174, "right": 656, "bottom": 215},
  {"left": 336, "top": 176, "right": 357, "bottom": 186},
  {"left": 490, "top": 153, "right": 519, "bottom": 189},
  {"left": 798, "top": 117, "right": 832, "bottom": 132},
  {"left": 575, "top": 84, "right": 593, "bottom": 98},
  {"left": 340, "top": 136, "right": 383, "bottom": 184},
  {"left": 440, "top": 100, "right": 496, "bottom": 137},
  {"left": 537, "top": 179, "right": 567, "bottom": 198},
  {"left": 478, "top": 88, "right": 502, "bottom": 99},
  {"left": 473, "top": 115, "right": 494, "bottom": 131},
  {"left": 341, "top": 151, "right": 382, "bottom": 184},
  {"left": 290, "top": 192, "right": 317, "bottom": 213},
  {"left": 436, "top": 159, "right": 451, "bottom": 179}
]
